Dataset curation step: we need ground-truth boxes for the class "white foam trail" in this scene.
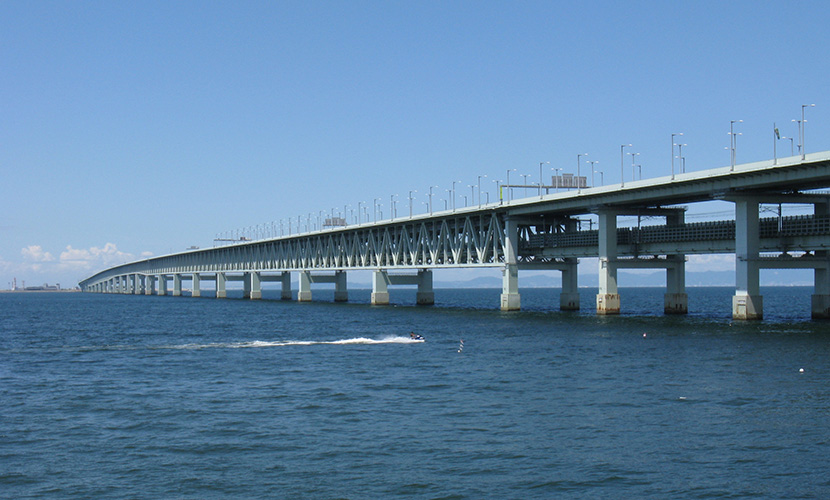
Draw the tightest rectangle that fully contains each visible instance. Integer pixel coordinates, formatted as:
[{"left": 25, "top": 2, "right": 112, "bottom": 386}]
[{"left": 161, "top": 336, "right": 423, "bottom": 350}]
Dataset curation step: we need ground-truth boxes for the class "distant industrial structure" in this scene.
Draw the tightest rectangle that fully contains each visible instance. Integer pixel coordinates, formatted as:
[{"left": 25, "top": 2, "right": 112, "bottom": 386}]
[{"left": 9, "top": 278, "right": 63, "bottom": 291}]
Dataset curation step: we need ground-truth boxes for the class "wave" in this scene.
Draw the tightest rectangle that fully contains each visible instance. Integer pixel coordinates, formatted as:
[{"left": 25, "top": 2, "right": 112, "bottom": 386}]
[{"left": 163, "top": 336, "right": 424, "bottom": 350}]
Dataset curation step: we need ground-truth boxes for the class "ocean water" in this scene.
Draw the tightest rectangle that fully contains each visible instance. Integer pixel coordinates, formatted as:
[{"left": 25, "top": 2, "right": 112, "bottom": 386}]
[{"left": 2, "top": 287, "right": 829, "bottom": 499}]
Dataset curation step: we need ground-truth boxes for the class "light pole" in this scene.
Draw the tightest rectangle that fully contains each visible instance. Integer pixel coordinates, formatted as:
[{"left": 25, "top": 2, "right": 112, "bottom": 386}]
[
  {"left": 493, "top": 179, "right": 503, "bottom": 204},
  {"left": 506, "top": 169, "right": 516, "bottom": 203},
  {"left": 627, "top": 151, "right": 640, "bottom": 181},
  {"left": 576, "top": 154, "right": 587, "bottom": 193},
  {"left": 390, "top": 194, "right": 397, "bottom": 220},
  {"left": 802, "top": 103, "right": 815, "bottom": 160},
  {"left": 451, "top": 180, "right": 461, "bottom": 211},
  {"left": 588, "top": 160, "right": 599, "bottom": 187},
  {"left": 373, "top": 198, "right": 381, "bottom": 222},
  {"left": 676, "top": 144, "right": 686, "bottom": 173},
  {"left": 635, "top": 164, "right": 642, "bottom": 180},
  {"left": 729, "top": 120, "right": 742, "bottom": 171},
  {"left": 408, "top": 190, "right": 417, "bottom": 218},
  {"left": 477, "top": 174, "right": 487, "bottom": 207},
  {"left": 358, "top": 201, "right": 363, "bottom": 224},
  {"left": 553, "top": 167, "right": 562, "bottom": 191},
  {"left": 782, "top": 136, "right": 794, "bottom": 156},
  {"left": 620, "top": 144, "right": 632, "bottom": 187},
  {"left": 428, "top": 186, "right": 438, "bottom": 215},
  {"left": 468, "top": 185, "right": 475, "bottom": 207},
  {"left": 539, "top": 161, "right": 549, "bottom": 198},
  {"left": 520, "top": 174, "right": 530, "bottom": 196},
  {"left": 671, "top": 133, "right": 683, "bottom": 180}
]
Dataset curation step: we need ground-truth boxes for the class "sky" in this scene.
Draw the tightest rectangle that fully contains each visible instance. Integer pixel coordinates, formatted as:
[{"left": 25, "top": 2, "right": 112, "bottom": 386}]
[{"left": 3, "top": 0, "right": 830, "bottom": 288}]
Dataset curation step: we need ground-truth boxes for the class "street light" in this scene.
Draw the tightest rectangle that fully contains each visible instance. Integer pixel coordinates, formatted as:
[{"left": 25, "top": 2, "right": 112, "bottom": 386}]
[
  {"left": 477, "top": 174, "right": 487, "bottom": 207},
  {"left": 408, "top": 190, "right": 417, "bottom": 218},
  {"left": 635, "top": 164, "right": 642, "bottom": 180},
  {"left": 493, "top": 179, "right": 503, "bottom": 204},
  {"left": 428, "top": 186, "right": 438, "bottom": 215},
  {"left": 671, "top": 133, "right": 683, "bottom": 180},
  {"left": 620, "top": 144, "right": 632, "bottom": 187},
  {"left": 729, "top": 120, "right": 742, "bottom": 171},
  {"left": 802, "top": 103, "right": 815, "bottom": 160},
  {"left": 390, "top": 194, "right": 398, "bottom": 220},
  {"left": 627, "top": 152, "right": 640, "bottom": 181},
  {"left": 468, "top": 185, "right": 475, "bottom": 207},
  {"left": 506, "top": 169, "right": 517, "bottom": 203},
  {"left": 782, "top": 136, "right": 794, "bottom": 156},
  {"left": 520, "top": 174, "right": 530, "bottom": 196},
  {"left": 676, "top": 144, "right": 686, "bottom": 173},
  {"left": 553, "top": 167, "right": 562, "bottom": 191},
  {"left": 358, "top": 201, "right": 364, "bottom": 224},
  {"left": 539, "top": 161, "right": 549, "bottom": 198},
  {"left": 588, "top": 160, "right": 599, "bottom": 187},
  {"left": 576, "top": 154, "right": 588, "bottom": 193},
  {"left": 451, "top": 180, "right": 461, "bottom": 211}
]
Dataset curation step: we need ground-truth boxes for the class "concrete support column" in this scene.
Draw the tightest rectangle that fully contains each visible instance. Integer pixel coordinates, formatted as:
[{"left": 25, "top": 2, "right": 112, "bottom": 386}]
[
  {"left": 145, "top": 275, "right": 155, "bottom": 295},
  {"left": 244, "top": 271, "right": 261, "bottom": 300},
  {"left": 280, "top": 272, "right": 292, "bottom": 300},
  {"left": 559, "top": 257, "right": 580, "bottom": 310},
  {"left": 664, "top": 212, "right": 688, "bottom": 314},
  {"left": 216, "top": 273, "right": 226, "bottom": 298},
  {"left": 500, "top": 217, "right": 521, "bottom": 311},
  {"left": 597, "top": 210, "right": 620, "bottom": 315},
  {"left": 298, "top": 271, "right": 312, "bottom": 302},
  {"left": 371, "top": 270, "right": 390, "bottom": 305},
  {"left": 122, "top": 276, "right": 129, "bottom": 294},
  {"left": 334, "top": 271, "right": 348, "bottom": 302},
  {"left": 192, "top": 274, "right": 201, "bottom": 298},
  {"left": 416, "top": 269, "right": 435, "bottom": 305},
  {"left": 733, "top": 198, "right": 762, "bottom": 320},
  {"left": 665, "top": 257, "right": 688, "bottom": 314},
  {"left": 135, "top": 275, "right": 145, "bottom": 295},
  {"left": 172, "top": 274, "right": 182, "bottom": 297},
  {"left": 812, "top": 202, "right": 830, "bottom": 318},
  {"left": 158, "top": 275, "right": 168, "bottom": 296}
]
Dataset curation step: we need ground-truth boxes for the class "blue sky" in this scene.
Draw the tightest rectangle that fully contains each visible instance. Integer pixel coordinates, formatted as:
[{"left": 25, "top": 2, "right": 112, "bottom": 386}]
[{"left": 3, "top": 1, "right": 830, "bottom": 288}]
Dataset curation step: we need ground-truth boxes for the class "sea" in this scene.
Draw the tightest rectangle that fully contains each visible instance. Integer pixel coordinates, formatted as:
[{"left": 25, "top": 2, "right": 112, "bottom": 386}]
[{"left": 2, "top": 286, "right": 829, "bottom": 499}]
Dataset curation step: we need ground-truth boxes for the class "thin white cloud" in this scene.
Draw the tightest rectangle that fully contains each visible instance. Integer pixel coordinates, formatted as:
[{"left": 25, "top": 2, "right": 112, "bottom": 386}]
[{"left": 59, "top": 243, "right": 135, "bottom": 270}]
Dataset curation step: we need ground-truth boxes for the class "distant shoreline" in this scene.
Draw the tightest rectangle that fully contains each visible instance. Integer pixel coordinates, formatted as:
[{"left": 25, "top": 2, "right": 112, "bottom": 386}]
[{"left": 0, "top": 289, "right": 81, "bottom": 293}]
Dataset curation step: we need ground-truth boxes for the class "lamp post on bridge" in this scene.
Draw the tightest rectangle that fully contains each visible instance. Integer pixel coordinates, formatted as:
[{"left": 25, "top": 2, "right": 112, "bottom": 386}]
[
  {"left": 520, "top": 174, "right": 530, "bottom": 197},
  {"left": 506, "top": 169, "right": 516, "bottom": 203},
  {"left": 451, "top": 180, "right": 461, "bottom": 211},
  {"left": 671, "top": 133, "right": 683, "bottom": 180},
  {"left": 676, "top": 144, "right": 686, "bottom": 173},
  {"left": 553, "top": 167, "right": 562, "bottom": 191},
  {"left": 628, "top": 151, "right": 640, "bottom": 181},
  {"left": 390, "top": 194, "right": 397, "bottom": 220},
  {"left": 729, "top": 120, "right": 742, "bottom": 171},
  {"left": 588, "top": 160, "right": 599, "bottom": 187},
  {"left": 428, "top": 186, "right": 438, "bottom": 215},
  {"left": 357, "top": 201, "right": 363, "bottom": 224},
  {"left": 620, "top": 144, "right": 632, "bottom": 187},
  {"left": 802, "top": 103, "right": 816, "bottom": 160},
  {"left": 493, "top": 179, "right": 503, "bottom": 204},
  {"left": 408, "top": 190, "right": 417, "bottom": 218},
  {"left": 468, "top": 185, "right": 475, "bottom": 207},
  {"left": 539, "top": 161, "right": 549, "bottom": 198},
  {"left": 477, "top": 175, "right": 487, "bottom": 207},
  {"left": 576, "top": 154, "right": 588, "bottom": 193}
]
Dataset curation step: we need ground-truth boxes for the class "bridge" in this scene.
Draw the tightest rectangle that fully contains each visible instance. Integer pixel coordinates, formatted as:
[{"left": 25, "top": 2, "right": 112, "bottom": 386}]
[{"left": 79, "top": 152, "right": 830, "bottom": 320}]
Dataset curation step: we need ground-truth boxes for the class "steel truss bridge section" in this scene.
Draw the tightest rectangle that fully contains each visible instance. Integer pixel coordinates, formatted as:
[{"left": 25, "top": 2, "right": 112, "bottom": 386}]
[{"left": 80, "top": 152, "right": 830, "bottom": 321}]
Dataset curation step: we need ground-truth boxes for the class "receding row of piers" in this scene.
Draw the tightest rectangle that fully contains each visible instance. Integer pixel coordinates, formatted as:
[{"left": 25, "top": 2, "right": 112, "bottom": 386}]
[{"left": 87, "top": 269, "right": 436, "bottom": 306}]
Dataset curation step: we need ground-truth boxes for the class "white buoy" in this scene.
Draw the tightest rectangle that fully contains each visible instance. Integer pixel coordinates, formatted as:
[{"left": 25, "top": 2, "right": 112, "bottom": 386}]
[{"left": 800, "top": 368, "right": 805, "bottom": 373}]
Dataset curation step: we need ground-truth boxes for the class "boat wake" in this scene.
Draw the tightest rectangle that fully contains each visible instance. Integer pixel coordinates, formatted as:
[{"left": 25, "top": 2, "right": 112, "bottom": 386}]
[{"left": 164, "top": 336, "right": 424, "bottom": 350}]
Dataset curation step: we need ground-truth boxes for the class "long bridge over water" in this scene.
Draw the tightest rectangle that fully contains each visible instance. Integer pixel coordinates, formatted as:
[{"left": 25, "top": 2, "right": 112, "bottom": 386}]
[{"left": 80, "top": 152, "right": 830, "bottom": 320}]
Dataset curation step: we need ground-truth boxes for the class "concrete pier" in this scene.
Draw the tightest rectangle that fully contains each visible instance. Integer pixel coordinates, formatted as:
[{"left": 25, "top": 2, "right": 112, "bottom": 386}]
[
  {"left": 244, "top": 272, "right": 261, "bottom": 300},
  {"left": 298, "top": 271, "right": 312, "bottom": 302},
  {"left": 500, "top": 218, "right": 520, "bottom": 311},
  {"left": 172, "top": 274, "right": 182, "bottom": 297},
  {"left": 216, "top": 273, "right": 226, "bottom": 298},
  {"left": 371, "top": 270, "right": 390, "bottom": 305},
  {"left": 596, "top": 210, "right": 620, "bottom": 315},
  {"left": 560, "top": 258, "right": 580, "bottom": 310},
  {"left": 732, "top": 198, "right": 762, "bottom": 320},
  {"left": 192, "top": 274, "right": 201, "bottom": 298}
]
